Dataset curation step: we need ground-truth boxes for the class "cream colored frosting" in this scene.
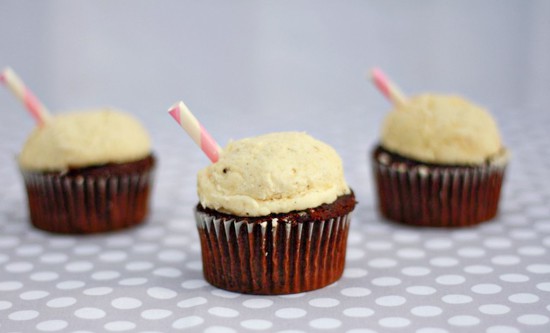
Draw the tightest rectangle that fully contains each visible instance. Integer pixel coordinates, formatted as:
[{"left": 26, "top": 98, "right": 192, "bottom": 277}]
[
  {"left": 197, "top": 132, "right": 351, "bottom": 217},
  {"left": 381, "top": 94, "right": 505, "bottom": 165},
  {"left": 19, "top": 108, "right": 152, "bottom": 171}
]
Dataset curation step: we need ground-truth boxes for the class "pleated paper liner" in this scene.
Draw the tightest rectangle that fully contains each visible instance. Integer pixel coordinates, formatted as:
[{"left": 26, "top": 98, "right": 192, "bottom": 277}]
[
  {"left": 195, "top": 194, "right": 356, "bottom": 295},
  {"left": 372, "top": 146, "right": 507, "bottom": 227},
  {"left": 21, "top": 155, "right": 155, "bottom": 234}
]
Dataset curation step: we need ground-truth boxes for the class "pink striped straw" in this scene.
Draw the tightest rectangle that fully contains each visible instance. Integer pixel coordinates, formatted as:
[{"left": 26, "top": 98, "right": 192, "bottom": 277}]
[
  {"left": 0, "top": 67, "right": 52, "bottom": 126},
  {"left": 168, "top": 101, "right": 222, "bottom": 163},
  {"left": 370, "top": 67, "right": 407, "bottom": 105}
]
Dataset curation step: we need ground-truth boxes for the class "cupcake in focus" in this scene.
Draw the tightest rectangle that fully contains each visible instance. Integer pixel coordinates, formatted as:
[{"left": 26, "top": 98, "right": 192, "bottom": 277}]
[
  {"left": 195, "top": 132, "right": 356, "bottom": 294},
  {"left": 372, "top": 94, "right": 508, "bottom": 227},
  {"left": 19, "top": 109, "right": 156, "bottom": 234}
]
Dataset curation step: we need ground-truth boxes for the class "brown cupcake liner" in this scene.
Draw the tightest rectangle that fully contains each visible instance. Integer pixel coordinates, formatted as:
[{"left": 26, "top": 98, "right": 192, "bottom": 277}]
[
  {"left": 21, "top": 156, "right": 155, "bottom": 234},
  {"left": 372, "top": 146, "right": 507, "bottom": 227},
  {"left": 195, "top": 210, "right": 352, "bottom": 295}
]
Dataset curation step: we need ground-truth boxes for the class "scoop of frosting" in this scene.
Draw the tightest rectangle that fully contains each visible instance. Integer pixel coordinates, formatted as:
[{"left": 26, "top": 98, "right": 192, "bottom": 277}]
[
  {"left": 197, "top": 132, "right": 351, "bottom": 217},
  {"left": 381, "top": 94, "right": 504, "bottom": 165},
  {"left": 19, "top": 108, "right": 152, "bottom": 171}
]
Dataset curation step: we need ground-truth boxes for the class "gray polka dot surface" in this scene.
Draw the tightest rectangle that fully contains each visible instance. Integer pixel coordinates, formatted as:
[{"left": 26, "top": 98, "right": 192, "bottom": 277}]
[{"left": 1, "top": 107, "right": 549, "bottom": 333}]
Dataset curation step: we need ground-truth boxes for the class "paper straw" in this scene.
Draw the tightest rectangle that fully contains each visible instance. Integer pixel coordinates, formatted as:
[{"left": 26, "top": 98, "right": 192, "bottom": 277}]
[
  {"left": 370, "top": 68, "right": 407, "bottom": 105},
  {"left": 0, "top": 67, "right": 52, "bottom": 126},
  {"left": 168, "top": 101, "right": 222, "bottom": 163}
]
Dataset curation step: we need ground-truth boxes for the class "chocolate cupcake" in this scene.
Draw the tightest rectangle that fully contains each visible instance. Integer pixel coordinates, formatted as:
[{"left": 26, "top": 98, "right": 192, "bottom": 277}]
[
  {"left": 372, "top": 94, "right": 508, "bottom": 227},
  {"left": 195, "top": 132, "right": 356, "bottom": 294},
  {"left": 19, "top": 109, "right": 155, "bottom": 234}
]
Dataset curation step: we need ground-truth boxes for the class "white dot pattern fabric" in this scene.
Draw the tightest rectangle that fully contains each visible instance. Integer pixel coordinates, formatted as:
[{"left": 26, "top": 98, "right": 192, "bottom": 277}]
[{"left": 1, "top": 108, "right": 550, "bottom": 333}]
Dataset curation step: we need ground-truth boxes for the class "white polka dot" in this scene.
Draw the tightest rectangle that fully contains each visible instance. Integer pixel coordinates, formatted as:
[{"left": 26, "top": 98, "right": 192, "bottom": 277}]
[
  {"left": 509, "top": 229, "right": 537, "bottom": 239},
  {"left": 518, "top": 246, "right": 546, "bottom": 256},
  {"left": 341, "top": 287, "right": 371, "bottom": 297},
  {"left": 65, "top": 261, "right": 93, "bottom": 272},
  {"left": 479, "top": 304, "right": 510, "bottom": 315},
  {"left": 365, "top": 241, "right": 392, "bottom": 250},
  {"left": 106, "top": 235, "right": 134, "bottom": 247},
  {"left": 0, "top": 301, "right": 13, "bottom": 310},
  {"left": 158, "top": 250, "right": 186, "bottom": 262},
  {"left": 279, "top": 293, "right": 306, "bottom": 298},
  {"left": 0, "top": 254, "right": 8, "bottom": 264},
  {"left": 406, "top": 286, "right": 436, "bottom": 296},
  {"left": 309, "top": 298, "right": 339, "bottom": 308},
  {"left": 56, "top": 280, "right": 85, "bottom": 290},
  {"left": 471, "top": 283, "right": 502, "bottom": 294},
  {"left": 241, "top": 319, "right": 273, "bottom": 330},
  {"left": 47, "top": 297, "right": 77, "bottom": 308},
  {"left": 92, "top": 271, "right": 120, "bottom": 280},
  {"left": 508, "top": 293, "right": 539, "bottom": 304},
  {"left": 111, "top": 297, "right": 142, "bottom": 309},
  {"left": 347, "top": 248, "right": 366, "bottom": 260},
  {"left": 104, "top": 321, "right": 136, "bottom": 331},
  {"left": 379, "top": 317, "right": 410, "bottom": 328},
  {"left": 5, "top": 261, "right": 34, "bottom": 273},
  {"left": 483, "top": 237, "right": 512, "bottom": 249},
  {"left": 368, "top": 258, "right": 397, "bottom": 268},
  {"left": 371, "top": 277, "right": 401, "bottom": 286},
  {"left": 527, "top": 264, "right": 550, "bottom": 274},
  {"left": 376, "top": 295, "right": 406, "bottom": 307},
  {"left": 410, "top": 306, "right": 442, "bottom": 317},
  {"left": 402, "top": 266, "right": 431, "bottom": 276},
  {"left": 73, "top": 244, "right": 101, "bottom": 255},
  {"left": 517, "top": 314, "right": 549, "bottom": 325},
  {"left": 397, "top": 248, "right": 425, "bottom": 259},
  {"left": 430, "top": 257, "right": 458, "bottom": 267},
  {"left": 30, "top": 271, "right": 59, "bottom": 281},
  {"left": 141, "top": 309, "right": 172, "bottom": 320},
  {"left": 49, "top": 238, "right": 76, "bottom": 247},
  {"left": 0, "top": 281, "right": 23, "bottom": 292},
  {"left": 393, "top": 231, "right": 420, "bottom": 243},
  {"left": 20, "top": 290, "right": 49, "bottom": 300},
  {"left": 0, "top": 236, "right": 19, "bottom": 247},
  {"left": 204, "top": 327, "right": 236, "bottom": 333},
  {"left": 40, "top": 253, "right": 68, "bottom": 264},
  {"left": 416, "top": 328, "right": 449, "bottom": 333},
  {"left": 448, "top": 315, "right": 480, "bottom": 326},
  {"left": 348, "top": 232, "right": 362, "bottom": 244},
  {"left": 118, "top": 278, "right": 148, "bottom": 286},
  {"left": 132, "top": 243, "right": 159, "bottom": 253},
  {"left": 343, "top": 268, "right": 368, "bottom": 278},
  {"left": 35, "top": 319, "right": 68, "bottom": 331},
  {"left": 441, "top": 294, "right": 472, "bottom": 304},
  {"left": 309, "top": 318, "right": 341, "bottom": 329},
  {"left": 99, "top": 250, "right": 127, "bottom": 262},
  {"left": 464, "top": 265, "right": 493, "bottom": 274},
  {"left": 147, "top": 287, "right": 177, "bottom": 300},
  {"left": 15, "top": 244, "right": 43, "bottom": 256},
  {"left": 424, "top": 238, "right": 453, "bottom": 250},
  {"left": 186, "top": 261, "right": 202, "bottom": 271},
  {"left": 125, "top": 261, "right": 153, "bottom": 271},
  {"left": 211, "top": 289, "right": 241, "bottom": 298},
  {"left": 208, "top": 307, "right": 239, "bottom": 318},
  {"left": 74, "top": 307, "right": 106, "bottom": 319},
  {"left": 436, "top": 275, "right": 465, "bottom": 285},
  {"left": 343, "top": 307, "right": 374, "bottom": 318},
  {"left": 491, "top": 255, "right": 521, "bottom": 265},
  {"left": 177, "top": 297, "right": 207, "bottom": 308},
  {"left": 8, "top": 310, "right": 39, "bottom": 320},
  {"left": 181, "top": 279, "right": 208, "bottom": 289},
  {"left": 83, "top": 287, "right": 113, "bottom": 296},
  {"left": 243, "top": 299, "right": 273, "bottom": 309},
  {"left": 457, "top": 247, "right": 485, "bottom": 257},
  {"left": 486, "top": 325, "right": 519, "bottom": 333},
  {"left": 275, "top": 308, "right": 307, "bottom": 319},
  {"left": 153, "top": 267, "right": 182, "bottom": 277},
  {"left": 499, "top": 273, "right": 529, "bottom": 283},
  {"left": 537, "top": 282, "right": 550, "bottom": 291}
]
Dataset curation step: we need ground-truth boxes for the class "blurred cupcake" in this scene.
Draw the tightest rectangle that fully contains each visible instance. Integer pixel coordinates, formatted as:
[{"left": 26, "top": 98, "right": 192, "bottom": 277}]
[
  {"left": 372, "top": 94, "right": 508, "bottom": 227},
  {"left": 19, "top": 109, "right": 155, "bottom": 234},
  {"left": 195, "top": 132, "right": 356, "bottom": 294}
]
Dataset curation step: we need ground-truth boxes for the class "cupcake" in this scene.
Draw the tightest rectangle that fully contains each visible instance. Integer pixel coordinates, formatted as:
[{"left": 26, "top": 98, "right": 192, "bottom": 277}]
[
  {"left": 195, "top": 132, "right": 356, "bottom": 294},
  {"left": 19, "top": 109, "right": 155, "bottom": 234},
  {"left": 372, "top": 94, "right": 508, "bottom": 227}
]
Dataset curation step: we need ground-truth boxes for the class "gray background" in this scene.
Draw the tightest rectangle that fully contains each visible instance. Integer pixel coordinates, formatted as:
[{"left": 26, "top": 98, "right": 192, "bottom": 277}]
[{"left": 1, "top": 1, "right": 550, "bottom": 332}]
